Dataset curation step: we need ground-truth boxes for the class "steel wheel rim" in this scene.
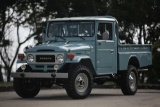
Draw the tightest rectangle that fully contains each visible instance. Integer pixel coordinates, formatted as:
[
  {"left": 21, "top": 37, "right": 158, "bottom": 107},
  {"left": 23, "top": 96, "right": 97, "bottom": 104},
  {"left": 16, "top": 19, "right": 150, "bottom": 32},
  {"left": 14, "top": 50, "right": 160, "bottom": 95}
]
[
  {"left": 129, "top": 72, "right": 136, "bottom": 91},
  {"left": 75, "top": 73, "right": 88, "bottom": 93}
]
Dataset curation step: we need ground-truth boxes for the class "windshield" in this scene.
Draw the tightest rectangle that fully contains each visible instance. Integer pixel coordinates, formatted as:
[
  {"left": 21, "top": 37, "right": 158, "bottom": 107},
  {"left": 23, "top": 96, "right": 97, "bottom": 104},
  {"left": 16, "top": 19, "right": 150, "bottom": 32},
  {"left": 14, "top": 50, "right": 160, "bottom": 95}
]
[{"left": 47, "top": 21, "right": 95, "bottom": 37}]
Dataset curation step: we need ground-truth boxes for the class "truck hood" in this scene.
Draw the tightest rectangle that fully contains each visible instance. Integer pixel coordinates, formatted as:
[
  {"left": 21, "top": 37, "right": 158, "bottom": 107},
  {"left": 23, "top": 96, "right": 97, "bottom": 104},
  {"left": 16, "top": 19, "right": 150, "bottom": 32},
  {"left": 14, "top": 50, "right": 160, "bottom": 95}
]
[{"left": 26, "top": 42, "right": 92, "bottom": 52}]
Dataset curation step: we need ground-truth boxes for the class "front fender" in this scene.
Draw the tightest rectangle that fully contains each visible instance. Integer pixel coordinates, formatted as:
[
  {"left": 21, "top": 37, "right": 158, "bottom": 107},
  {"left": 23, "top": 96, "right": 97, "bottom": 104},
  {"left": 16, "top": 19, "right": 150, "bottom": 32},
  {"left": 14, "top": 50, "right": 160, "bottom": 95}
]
[
  {"left": 65, "top": 55, "right": 91, "bottom": 63},
  {"left": 17, "top": 59, "right": 27, "bottom": 63},
  {"left": 65, "top": 55, "right": 96, "bottom": 76}
]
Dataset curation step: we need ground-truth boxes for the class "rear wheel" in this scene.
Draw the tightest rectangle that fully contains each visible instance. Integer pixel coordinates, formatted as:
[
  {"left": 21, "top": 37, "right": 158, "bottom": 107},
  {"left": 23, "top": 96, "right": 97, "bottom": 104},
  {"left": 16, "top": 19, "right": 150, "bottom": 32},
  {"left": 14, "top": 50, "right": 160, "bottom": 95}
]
[
  {"left": 119, "top": 65, "right": 138, "bottom": 95},
  {"left": 14, "top": 78, "right": 40, "bottom": 98},
  {"left": 65, "top": 65, "right": 93, "bottom": 99}
]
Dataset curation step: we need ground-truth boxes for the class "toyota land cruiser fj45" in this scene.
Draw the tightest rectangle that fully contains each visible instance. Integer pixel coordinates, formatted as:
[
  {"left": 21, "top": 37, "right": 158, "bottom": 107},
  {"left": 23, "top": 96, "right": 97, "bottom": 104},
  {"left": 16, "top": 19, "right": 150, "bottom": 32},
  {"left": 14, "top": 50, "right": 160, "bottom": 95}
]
[{"left": 12, "top": 16, "right": 152, "bottom": 99}]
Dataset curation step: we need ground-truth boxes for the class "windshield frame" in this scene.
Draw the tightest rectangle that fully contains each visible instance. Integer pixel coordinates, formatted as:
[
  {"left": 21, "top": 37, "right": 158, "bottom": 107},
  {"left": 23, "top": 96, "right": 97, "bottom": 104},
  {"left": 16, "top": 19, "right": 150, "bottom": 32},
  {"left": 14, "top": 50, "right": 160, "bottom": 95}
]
[{"left": 46, "top": 21, "right": 95, "bottom": 39}]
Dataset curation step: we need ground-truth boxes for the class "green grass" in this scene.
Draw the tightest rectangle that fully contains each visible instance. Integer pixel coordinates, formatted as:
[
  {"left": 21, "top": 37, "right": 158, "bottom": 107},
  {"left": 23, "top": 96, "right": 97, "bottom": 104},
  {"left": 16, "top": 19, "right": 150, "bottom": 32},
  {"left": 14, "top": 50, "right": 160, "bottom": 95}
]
[{"left": 0, "top": 82, "right": 13, "bottom": 88}]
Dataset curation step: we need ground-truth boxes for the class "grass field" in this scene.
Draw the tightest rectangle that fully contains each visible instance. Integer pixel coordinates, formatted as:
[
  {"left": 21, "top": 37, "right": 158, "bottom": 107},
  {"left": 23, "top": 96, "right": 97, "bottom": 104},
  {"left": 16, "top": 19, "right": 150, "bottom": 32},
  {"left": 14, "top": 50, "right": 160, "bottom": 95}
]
[{"left": 0, "top": 82, "right": 13, "bottom": 88}]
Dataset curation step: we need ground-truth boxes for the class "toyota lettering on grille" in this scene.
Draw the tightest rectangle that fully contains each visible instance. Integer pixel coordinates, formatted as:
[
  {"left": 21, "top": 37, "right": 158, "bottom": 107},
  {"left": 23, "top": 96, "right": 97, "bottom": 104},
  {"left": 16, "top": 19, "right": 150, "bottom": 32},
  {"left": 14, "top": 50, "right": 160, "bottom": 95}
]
[{"left": 36, "top": 55, "right": 55, "bottom": 62}]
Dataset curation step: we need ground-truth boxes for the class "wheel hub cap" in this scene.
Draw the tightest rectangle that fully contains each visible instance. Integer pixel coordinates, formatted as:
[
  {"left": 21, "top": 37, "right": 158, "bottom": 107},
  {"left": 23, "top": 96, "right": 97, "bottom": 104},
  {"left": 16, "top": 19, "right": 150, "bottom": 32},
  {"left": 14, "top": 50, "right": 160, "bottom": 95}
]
[
  {"left": 129, "top": 72, "right": 136, "bottom": 91},
  {"left": 75, "top": 73, "right": 88, "bottom": 93}
]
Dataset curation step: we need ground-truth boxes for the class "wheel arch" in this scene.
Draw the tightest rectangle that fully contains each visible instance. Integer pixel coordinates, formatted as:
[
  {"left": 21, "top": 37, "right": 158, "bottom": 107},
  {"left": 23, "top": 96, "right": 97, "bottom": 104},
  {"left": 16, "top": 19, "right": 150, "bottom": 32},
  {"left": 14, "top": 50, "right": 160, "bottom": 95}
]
[
  {"left": 62, "top": 58, "right": 96, "bottom": 76},
  {"left": 79, "top": 58, "right": 96, "bottom": 76},
  {"left": 128, "top": 56, "right": 140, "bottom": 69}
]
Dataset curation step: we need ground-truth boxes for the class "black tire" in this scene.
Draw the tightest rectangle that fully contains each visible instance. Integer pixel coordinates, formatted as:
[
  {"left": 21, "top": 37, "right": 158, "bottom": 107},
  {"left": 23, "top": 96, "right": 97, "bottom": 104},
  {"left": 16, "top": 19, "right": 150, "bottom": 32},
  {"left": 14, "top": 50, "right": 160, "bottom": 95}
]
[
  {"left": 14, "top": 78, "right": 40, "bottom": 98},
  {"left": 119, "top": 65, "right": 138, "bottom": 95},
  {"left": 65, "top": 65, "right": 93, "bottom": 99}
]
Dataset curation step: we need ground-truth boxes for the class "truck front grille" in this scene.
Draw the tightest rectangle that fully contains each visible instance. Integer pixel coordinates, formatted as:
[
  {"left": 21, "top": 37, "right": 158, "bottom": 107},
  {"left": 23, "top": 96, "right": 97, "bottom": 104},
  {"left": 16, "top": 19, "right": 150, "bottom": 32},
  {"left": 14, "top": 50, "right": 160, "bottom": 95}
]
[{"left": 36, "top": 55, "right": 55, "bottom": 62}]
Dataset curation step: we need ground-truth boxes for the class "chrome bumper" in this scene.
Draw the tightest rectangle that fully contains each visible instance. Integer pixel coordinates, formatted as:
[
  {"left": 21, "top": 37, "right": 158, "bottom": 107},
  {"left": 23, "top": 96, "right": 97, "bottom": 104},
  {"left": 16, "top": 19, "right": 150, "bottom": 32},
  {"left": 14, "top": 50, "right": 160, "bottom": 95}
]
[{"left": 11, "top": 72, "right": 68, "bottom": 78}]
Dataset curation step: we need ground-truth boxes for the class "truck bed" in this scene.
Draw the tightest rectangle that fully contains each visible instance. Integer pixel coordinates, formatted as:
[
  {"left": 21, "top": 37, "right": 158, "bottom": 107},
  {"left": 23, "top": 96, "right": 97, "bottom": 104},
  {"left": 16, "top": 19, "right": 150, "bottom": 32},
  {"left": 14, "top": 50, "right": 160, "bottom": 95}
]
[{"left": 118, "top": 44, "right": 152, "bottom": 71}]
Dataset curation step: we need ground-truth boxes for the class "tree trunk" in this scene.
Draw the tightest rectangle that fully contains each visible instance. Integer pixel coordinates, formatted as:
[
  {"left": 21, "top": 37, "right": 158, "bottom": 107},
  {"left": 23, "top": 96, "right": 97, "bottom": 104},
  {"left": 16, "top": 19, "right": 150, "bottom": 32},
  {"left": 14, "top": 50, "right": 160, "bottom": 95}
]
[
  {"left": 138, "top": 26, "right": 142, "bottom": 44},
  {"left": 142, "top": 25, "right": 146, "bottom": 44},
  {"left": 6, "top": 67, "right": 11, "bottom": 82},
  {"left": 0, "top": 66, "right": 4, "bottom": 82}
]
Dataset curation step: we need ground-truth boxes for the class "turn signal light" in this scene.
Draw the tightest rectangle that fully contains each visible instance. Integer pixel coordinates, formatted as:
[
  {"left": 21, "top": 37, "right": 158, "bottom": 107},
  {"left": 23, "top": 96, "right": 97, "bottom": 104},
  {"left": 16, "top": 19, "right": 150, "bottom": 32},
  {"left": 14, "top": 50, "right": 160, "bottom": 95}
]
[
  {"left": 18, "top": 54, "right": 25, "bottom": 60},
  {"left": 68, "top": 53, "right": 75, "bottom": 60}
]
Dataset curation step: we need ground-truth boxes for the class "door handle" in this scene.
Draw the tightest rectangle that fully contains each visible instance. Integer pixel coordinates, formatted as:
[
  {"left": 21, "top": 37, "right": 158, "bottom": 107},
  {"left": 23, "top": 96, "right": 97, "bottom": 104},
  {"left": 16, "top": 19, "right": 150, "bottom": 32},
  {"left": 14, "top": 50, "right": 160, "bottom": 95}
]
[{"left": 110, "top": 49, "right": 114, "bottom": 53}]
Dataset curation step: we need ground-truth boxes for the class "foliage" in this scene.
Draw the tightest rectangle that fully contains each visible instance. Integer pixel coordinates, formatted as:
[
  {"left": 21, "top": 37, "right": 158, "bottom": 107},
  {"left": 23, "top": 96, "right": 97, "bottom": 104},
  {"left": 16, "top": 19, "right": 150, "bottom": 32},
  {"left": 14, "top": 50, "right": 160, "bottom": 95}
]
[
  {"left": 0, "top": 82, "right": 13, "bottom": 87},
  {"left": 0, "top": 0, "right": 160, "bottom": 82},
  {"left": 145, "top": 40, "right": 160, "bottom": 83},
  {"left": 0, "top": 0, "right": 41, "bottom": 82},
  {"left": 152, "top": 40, "right": 160, "bottom": 71},
  {"left": 109, "top": 0, "right": 160, "bottom": 44}
]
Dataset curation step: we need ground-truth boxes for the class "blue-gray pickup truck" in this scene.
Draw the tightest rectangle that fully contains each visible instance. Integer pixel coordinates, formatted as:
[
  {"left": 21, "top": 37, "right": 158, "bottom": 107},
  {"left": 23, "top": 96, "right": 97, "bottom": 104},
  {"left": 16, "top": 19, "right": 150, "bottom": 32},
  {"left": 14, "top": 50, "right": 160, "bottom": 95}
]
[{"left": 11, "top": 16, "right": 152, "bottom": 99}]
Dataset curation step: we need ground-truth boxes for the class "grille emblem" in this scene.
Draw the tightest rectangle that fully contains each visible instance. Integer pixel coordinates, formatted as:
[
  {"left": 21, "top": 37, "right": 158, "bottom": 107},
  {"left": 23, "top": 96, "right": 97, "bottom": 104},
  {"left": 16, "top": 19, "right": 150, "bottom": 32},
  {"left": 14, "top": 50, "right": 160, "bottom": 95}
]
[
  {"left": 40, "top": 57, "right": 52, "bottom": 60},
  {"left": 36, "top": 55, "right": 55, "bottom": 62}
]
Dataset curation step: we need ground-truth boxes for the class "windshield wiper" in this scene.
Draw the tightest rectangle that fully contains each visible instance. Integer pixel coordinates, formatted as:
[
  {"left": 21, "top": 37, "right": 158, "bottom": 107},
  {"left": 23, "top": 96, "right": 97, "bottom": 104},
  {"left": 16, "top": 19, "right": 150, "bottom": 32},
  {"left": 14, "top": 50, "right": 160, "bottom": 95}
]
[
  {"left": 53, "top": 35, "right": 66, "bottom": 41},
  {"left": 46, "top": 40, "right": 55, "bottom": 44},
  {"left": 79, "top": 36, "right": 85, "bottom": 40}
]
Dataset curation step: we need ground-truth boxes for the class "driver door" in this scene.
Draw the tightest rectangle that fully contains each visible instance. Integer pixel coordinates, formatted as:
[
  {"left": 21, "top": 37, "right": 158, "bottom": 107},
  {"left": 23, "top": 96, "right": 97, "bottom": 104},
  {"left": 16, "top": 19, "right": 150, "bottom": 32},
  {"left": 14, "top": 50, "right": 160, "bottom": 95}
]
[{"left": 97, "top": 22, "right": 117, "bottom": 75}]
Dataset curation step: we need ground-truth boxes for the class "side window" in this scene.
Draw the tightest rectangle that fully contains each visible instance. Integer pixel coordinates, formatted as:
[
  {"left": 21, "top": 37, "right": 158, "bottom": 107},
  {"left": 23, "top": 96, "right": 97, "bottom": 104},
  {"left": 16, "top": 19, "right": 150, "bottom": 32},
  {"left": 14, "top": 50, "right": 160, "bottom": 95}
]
[{"left": 97, "top": 23, "right": 112, "bottom": 40}]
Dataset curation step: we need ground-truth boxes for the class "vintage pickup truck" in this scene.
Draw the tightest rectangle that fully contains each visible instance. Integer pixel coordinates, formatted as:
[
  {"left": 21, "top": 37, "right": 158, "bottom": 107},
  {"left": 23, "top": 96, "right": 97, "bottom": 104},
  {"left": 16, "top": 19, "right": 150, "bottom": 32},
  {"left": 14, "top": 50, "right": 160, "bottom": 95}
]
[{"left": 12, "top": 16, "right": 152, "bottom": 99}]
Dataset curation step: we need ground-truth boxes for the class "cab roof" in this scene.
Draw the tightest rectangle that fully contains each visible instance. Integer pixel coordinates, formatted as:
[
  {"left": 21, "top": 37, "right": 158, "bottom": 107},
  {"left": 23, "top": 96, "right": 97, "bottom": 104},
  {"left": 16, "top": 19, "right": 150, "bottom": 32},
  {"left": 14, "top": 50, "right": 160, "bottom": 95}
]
[{"left": 48, "top": 16, "right": 117, "bottom": 22}]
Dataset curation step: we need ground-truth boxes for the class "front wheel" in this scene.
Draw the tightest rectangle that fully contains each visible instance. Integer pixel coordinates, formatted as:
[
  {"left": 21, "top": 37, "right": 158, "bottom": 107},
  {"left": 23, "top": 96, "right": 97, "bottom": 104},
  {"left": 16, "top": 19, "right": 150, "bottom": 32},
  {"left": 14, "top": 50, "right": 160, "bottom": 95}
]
[
  {"left": 65, "top": 65, "right": 93, "bottom": 99},
  {"left": 119, "top": 65, "right": 138, "bottom": 95},
  {"left": 14, "top": 78, "right": 40, "bottom": 98}
]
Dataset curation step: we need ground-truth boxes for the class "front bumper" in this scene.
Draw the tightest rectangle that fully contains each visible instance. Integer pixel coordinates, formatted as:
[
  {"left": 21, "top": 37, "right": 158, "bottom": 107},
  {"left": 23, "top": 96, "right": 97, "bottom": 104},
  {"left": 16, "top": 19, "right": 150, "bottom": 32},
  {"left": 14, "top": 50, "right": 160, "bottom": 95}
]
[{"left": 11, "top": 72, "right": 68, "bottom": 78}]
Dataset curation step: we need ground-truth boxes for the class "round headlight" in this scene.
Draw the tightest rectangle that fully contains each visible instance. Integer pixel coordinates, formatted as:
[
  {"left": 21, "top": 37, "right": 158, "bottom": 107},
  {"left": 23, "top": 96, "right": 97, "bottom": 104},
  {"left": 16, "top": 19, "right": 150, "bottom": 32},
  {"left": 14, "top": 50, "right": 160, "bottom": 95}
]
[
  {"left": 27, "top": 54, "right": 34, "bottom": 63},
  {"left": 56, "top": 54, "right": 64, "bottom": 63}
]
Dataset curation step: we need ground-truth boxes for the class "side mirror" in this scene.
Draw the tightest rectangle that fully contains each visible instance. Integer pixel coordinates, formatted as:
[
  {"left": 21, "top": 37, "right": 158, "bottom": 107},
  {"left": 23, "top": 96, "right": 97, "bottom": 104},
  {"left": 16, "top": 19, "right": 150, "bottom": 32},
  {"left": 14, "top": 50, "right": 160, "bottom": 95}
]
[{"left": 42, "top": 28, "right": 46, "bottom": 34}]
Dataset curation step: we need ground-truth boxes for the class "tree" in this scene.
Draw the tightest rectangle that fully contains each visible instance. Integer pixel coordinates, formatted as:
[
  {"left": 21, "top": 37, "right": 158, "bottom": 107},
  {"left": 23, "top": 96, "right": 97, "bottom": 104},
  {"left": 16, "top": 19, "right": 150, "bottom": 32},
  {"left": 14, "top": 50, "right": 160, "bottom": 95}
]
[
  {"left": 1, "top": 0, "right": 160, "bottom": 82},
  {"left": 0, "top": 0, "right": 16, "bottom": 42},
  {"left": 70, "top": 0, "right": 98, "bottom": 16},
  {"left": 0, "top": 0, "right": 17, "bottom": 82},
  {"left": 146, "top": 0, "right": 160, "bottom": 44},
  {"left": 109, "top": 0, "right": 160, "bottom": 44},
  {"left": 44, "top": 0, "right": 71, "bottom": 18},
  {"left": 146, "top": 40, "right": 160, "bottom": 83},
  {"left": 0, "top": 65, "right": 3, "bottom": 82},
  {"left": 0, "top": 0, "right": 40, "bottom": 82}
]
